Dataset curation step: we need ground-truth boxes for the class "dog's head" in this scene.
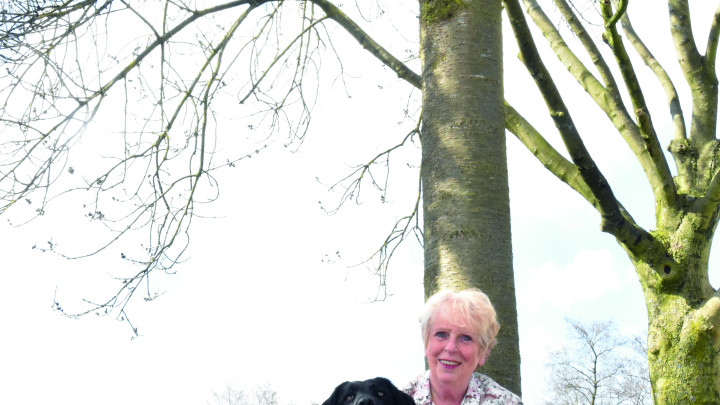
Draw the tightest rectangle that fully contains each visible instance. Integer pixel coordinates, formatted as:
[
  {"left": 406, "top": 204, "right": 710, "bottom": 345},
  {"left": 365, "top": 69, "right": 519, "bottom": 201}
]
[{"left": 322, "top": 377, "right": 414, "bottom": 405}]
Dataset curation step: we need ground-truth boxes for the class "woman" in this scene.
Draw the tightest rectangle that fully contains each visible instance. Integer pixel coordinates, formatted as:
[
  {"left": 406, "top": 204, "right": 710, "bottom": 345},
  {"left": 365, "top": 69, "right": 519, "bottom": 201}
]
[{"left": 404, "top": 289, "right": 523, "bottom": 405}]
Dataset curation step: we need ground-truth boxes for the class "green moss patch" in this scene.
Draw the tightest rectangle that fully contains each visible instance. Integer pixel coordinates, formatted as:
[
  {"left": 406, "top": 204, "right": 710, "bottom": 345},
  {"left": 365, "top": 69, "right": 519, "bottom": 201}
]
[{"left": 421, "top": 0, "right": 465, "bottom": 25}]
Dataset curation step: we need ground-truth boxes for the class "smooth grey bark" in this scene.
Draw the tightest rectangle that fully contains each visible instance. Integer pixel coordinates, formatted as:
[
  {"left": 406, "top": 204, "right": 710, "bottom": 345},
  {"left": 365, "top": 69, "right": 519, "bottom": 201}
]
[{"left": 419, "top": 0, "right": 520, "bottom": 395}]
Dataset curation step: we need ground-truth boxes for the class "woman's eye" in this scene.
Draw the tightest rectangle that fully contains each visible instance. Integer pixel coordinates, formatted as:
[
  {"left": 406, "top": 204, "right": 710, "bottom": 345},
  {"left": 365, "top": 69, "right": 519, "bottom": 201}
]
[
  {"left": 435, "top": 331, "right": 449, "bottom": 339},
  {"left": 459, "top": 335, "right": 473, "bottom": 343}
]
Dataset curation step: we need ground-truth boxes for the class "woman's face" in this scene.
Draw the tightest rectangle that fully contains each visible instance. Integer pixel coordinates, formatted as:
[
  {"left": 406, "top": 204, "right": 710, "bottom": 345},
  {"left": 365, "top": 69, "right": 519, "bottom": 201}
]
[{"left": 425, "top": 311, "right": 485, "bottom": 389}]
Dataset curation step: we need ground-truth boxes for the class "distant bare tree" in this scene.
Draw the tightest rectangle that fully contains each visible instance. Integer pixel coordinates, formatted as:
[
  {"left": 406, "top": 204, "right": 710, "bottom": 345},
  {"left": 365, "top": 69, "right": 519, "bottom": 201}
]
[
  {"left": 254, "top": 383, "right": 279, "bottom": 405},
  {"left": 208, "top": 385, "right": 247, "bottom": 405},
  {"left": 545, "top": 319, "right": 651, "bottom": 405},
  {"left": 208, "top": 383, "right": 282, "bottom": 405}
]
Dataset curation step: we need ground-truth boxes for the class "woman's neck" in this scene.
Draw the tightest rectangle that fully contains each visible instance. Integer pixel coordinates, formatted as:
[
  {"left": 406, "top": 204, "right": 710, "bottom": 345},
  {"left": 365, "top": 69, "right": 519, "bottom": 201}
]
[{"left": 430, "top": 378, "right": 470, "bottom": 405}]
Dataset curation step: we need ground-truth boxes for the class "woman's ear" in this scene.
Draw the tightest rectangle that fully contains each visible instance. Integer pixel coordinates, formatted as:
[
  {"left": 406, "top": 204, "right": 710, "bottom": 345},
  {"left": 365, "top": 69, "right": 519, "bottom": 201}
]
[{"left": 478, "top": 350, "right": 489, "bottom": 367}]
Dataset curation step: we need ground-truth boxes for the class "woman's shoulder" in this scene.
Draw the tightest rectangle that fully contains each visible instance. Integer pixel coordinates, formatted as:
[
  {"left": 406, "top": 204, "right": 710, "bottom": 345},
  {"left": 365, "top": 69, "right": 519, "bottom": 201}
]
[
  {"left": 402, "top": 371, "right": 522, "bottom": 405},
  {"left": 402, "top": 371, "right": 431, "bottom": 405},
  {"left": 468, "top": 373, "right": 523, "bottom": 405}
]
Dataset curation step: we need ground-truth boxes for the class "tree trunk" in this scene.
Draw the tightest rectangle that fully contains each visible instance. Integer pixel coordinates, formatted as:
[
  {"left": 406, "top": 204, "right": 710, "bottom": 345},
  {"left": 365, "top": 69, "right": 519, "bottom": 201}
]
[
  {"left": 621, "top": 216, "right": 720, "bottom": 404},
  {"left": 419, "top": 0, "right": 520, "bottom": 395}
]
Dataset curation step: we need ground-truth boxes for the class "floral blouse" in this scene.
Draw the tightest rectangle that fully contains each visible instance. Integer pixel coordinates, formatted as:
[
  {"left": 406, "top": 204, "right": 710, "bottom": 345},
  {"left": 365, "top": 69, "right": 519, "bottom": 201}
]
[{"left": 403, "top": 371, "right": 523, "bottom": 405}]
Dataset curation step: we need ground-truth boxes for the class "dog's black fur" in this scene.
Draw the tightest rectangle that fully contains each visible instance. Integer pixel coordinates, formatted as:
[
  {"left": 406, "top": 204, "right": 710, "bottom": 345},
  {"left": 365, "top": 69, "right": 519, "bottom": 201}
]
[{"left": 322, "top": 378, "right": 415, "bottom": 405}]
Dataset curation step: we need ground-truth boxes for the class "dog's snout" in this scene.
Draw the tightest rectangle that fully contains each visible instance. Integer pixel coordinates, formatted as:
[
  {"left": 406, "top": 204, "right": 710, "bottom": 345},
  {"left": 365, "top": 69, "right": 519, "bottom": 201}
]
[{"left": 355, "top": 395, "right": 378, "bottom": 405}]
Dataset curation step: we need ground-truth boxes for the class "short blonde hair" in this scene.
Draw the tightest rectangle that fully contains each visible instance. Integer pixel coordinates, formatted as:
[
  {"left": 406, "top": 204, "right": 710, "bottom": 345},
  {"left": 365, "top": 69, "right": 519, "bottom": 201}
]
[{"left": 420, "top": 288, "right": 500, "bottom": 355}]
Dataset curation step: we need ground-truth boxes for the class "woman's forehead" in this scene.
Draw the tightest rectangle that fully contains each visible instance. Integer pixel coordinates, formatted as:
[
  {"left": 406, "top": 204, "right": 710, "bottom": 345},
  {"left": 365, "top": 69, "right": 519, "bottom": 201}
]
[{"left": 431, "top": 310, "right": 474, "bottom": 333}]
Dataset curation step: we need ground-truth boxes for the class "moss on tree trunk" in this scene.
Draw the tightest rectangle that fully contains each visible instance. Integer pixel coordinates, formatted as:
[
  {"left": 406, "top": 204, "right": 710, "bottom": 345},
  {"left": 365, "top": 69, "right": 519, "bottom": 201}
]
[{"left": 623, "top": 216, "right": 720, "bottom": 403}]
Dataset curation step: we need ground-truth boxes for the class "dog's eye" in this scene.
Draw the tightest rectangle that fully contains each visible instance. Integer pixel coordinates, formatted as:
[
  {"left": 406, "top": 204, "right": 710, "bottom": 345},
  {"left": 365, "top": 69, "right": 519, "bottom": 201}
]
[
  {"left": 377, "top": 392, "right": 384, "bottom": 397},
  {"left": 345, "top": 395, "right": 354, "bottom": 402}
]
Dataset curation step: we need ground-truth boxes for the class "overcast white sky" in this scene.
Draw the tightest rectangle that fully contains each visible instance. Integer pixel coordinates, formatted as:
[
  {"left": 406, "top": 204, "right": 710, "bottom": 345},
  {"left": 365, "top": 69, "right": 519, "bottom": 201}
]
[{"left": 1, "top": 2, "right": 719, "bottom": 405}]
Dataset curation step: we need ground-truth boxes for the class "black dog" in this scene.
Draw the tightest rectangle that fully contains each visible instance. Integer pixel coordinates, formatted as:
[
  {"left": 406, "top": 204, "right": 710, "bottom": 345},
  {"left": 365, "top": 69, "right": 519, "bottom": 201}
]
[{"left": 322, "top": 377, "right": 415, "bottom": 405}]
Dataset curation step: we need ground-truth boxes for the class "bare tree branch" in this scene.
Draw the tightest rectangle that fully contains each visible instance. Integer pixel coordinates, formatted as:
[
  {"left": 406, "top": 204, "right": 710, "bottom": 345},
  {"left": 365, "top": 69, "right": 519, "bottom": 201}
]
[
  {"left": 706, "top": 4, "right": 720, "bottom": 74},
  {"left": 620, "top": 13, "right": 686, "bottom": 143},
  {"left": 505, "top": 0, "right": 655, "bottom": 252},
  {"left": 310, "top": 0, "right": 421, "bottom": 89},
  {"left": 0, "top": 1, "right": 425, "bottom": 323},
  {"left": 669, "top": 0, "right": 718, "bottom": 144}
]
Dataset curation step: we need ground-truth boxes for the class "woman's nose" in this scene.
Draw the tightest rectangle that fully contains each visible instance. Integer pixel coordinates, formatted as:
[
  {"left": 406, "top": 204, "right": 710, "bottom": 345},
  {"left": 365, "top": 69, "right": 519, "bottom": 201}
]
[{"left": 445, "top": 338, "right": 458, "bottom": 353}]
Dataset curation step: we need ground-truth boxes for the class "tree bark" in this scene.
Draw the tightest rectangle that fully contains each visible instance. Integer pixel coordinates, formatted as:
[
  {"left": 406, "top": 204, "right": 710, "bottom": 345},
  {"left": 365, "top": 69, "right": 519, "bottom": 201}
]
[
  {"left": 620, "top": 218, "right": 720, "bottom": 404},
  {"left": 419, "top": 0, "right": 520, "bottom": 395}
]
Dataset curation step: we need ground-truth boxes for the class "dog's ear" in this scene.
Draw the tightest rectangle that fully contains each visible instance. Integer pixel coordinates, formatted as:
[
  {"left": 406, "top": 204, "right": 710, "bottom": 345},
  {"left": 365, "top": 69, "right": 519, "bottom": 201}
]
[
  {"left": 322, "top": 382, "right": 349, "bottom": 405},
  {"left": 396, "top": 390, "right": 415, "bottom": 405},
  {"left": 388, "top": 380, "right": 414, "bottom": 405}
]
